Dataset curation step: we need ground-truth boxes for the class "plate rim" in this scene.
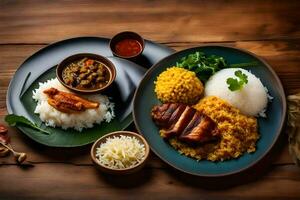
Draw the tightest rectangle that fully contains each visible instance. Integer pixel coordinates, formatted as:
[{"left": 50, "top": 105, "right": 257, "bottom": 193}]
[
  {"left": 132, "top": 44, "right": 287, "bottom": 177},
  {"left": 6, "top": 36, "right": 174, "bottom": 147}
]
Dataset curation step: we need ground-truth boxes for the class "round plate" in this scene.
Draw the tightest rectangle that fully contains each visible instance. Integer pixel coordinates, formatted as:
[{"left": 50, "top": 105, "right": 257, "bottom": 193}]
[
  {"left": 6, "top": 37, "right": 174, "bottom": 147},
  {"left": 133, "top": 45, "right": 286, "bottom": 176}
]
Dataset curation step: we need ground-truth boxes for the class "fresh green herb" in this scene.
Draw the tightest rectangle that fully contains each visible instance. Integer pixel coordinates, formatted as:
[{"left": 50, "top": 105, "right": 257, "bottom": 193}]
[
  {"left": 176, "top": 52, "right": 227, "bottom": 82},
  {"left": 5, "top": 114, "right": 50, "bottom": 135},
  {"left": 226, "top": 70, "right": 248, "bottom": 91},
  {"left": 176, "top": 51, "right": 257, "bottom": 82}
]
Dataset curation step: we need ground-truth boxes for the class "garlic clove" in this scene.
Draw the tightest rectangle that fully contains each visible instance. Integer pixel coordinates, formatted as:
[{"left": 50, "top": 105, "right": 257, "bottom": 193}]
[{"left": 15, "top": 152, "right": 27, "bottom": 164}]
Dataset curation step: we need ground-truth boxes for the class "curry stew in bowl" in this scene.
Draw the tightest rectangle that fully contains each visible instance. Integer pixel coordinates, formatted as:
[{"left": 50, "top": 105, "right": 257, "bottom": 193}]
[{"left": 57, "top": 53, "right": 116, "bottom": 93}]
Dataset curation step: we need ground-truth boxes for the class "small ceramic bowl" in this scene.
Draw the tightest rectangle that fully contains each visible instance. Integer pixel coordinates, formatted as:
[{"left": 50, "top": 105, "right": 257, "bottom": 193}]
[
  {"left": 56, "top": 53, "right": 116, "bottom": 94},
  {"left": 109, "top": 31, "right": 145, "bottom": 60},
  {"left": 90, "top": 131, "right": 150, "bottom": 175}
]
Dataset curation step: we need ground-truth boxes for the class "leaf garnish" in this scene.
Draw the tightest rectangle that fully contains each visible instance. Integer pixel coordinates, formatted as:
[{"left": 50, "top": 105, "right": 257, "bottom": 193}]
[
  {"left": 176, "top": 51, "right": 257, "bottom": 82},
  {"left": 5, "top": 114, "right": 50, "bottom": 135},
  {"left": 226, "top": 70, "right": 248, "bottom": 91}
]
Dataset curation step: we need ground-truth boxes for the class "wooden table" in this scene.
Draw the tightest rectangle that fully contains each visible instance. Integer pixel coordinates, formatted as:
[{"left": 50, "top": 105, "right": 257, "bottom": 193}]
[{"left": 1, "top": 1, "right": 300, "bottom": 199}]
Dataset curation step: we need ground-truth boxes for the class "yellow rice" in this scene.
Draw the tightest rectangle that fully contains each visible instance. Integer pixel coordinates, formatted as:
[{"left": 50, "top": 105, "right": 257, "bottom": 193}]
[
  {"left": 154, "top": 67, "right": 203, "bottom": 104},
  {"left": 168, "top": 96, "right": 259, "bottom": 161}
]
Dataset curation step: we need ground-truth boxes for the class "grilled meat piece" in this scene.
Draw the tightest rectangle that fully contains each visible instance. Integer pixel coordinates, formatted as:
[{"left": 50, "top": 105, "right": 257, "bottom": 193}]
[
  {"left": 151, "top": 103, "right": 172, "bottom": 128},
  {"left": 151, "top": 103, "right": 219, "bottom": 144},
  {"left": 179, "top": 114, "right": 219, "bottom": 143},
  {"left": 162, "top": 106, "right": 196, "bottom": 138},
  {"left": 44, "top": 88, "right": 99, "bottom": 113}
]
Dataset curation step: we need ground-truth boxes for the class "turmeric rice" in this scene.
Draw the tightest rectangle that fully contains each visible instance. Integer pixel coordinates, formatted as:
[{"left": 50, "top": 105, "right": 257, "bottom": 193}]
[
  {"left": 154, "top": 67, "right": 203, "bottom": 104},
  {"left": 169, "top": 96, "right": 259, "bottom": 161}
]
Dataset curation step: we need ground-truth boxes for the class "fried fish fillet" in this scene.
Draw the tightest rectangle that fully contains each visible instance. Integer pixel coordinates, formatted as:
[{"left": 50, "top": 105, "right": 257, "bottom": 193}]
[{"left": 43, "top": 88, "right": 99, "bottom": 113}]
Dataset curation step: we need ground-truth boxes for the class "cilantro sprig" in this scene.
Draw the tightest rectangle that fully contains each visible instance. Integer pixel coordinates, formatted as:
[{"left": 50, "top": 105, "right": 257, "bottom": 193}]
[{"left": 226, "top": 70, "right": 248, "bottom": 91}]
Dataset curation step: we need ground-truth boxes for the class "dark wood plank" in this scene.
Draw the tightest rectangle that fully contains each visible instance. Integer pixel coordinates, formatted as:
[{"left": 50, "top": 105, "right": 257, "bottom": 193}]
[
  {"left": 0, "top": 0, "right": 300, "bottom": 44},
  {"left": 1, "top": 163, "right": 300, "bottom": 200}
]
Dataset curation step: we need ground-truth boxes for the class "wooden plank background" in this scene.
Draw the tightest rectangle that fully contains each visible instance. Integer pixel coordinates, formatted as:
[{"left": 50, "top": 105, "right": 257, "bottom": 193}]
[{"left": 0, "top": 0, "right": 300, "bottom": 199}]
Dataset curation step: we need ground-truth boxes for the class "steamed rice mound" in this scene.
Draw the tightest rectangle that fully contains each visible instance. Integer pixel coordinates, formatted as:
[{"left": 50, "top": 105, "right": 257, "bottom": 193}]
[
  {"left": 32, "top": 78, "right": 115, "bottom": 132},
  {"left": 169, "top": 96, "right": 259, "bottom": 161},
  {"left": 205, "top": 68, "right": 268, "bottom": 116},
  {"left": 154, "top": 67, "right": 203, "bottom": 104}
]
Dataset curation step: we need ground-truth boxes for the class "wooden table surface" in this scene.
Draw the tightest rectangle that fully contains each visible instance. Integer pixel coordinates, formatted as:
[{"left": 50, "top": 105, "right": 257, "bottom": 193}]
[{"left": 1, "top": 1, "right": 300, "bottom": 199}]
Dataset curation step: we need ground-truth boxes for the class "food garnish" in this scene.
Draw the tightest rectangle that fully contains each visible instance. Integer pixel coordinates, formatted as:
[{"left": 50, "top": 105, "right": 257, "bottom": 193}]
[
  {"left": 176, "top": 51, "right": 257, "bottom": 82},
  {"left": 0, "top": 124, "right": 27, "bottom": 164},
  {"left": 5, "top": 114, "right": 50, "bottom": 135},
  {"left": 96, "top": 135, "right": 146, "bottom": 169},
  {"left": 62, "top": 57, "right": 110, "bottom": 90},
  {"left": 43, "top": 87, "right": 99, "bottom": 113},
  {"left": 226, "top": 70, "right": 248, "bottom": 91}
]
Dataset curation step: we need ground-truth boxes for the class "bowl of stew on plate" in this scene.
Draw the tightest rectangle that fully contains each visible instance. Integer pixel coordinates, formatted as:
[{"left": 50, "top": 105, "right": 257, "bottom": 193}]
[
  {"left": 109, "top": 31, "right": 145, "bottom": 60},
  {"left": 57, "top": 53, "right": 116, "bottom": 93}
]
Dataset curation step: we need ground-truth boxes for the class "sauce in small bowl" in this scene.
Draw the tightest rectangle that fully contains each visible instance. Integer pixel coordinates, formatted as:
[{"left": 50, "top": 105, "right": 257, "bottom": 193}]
[
  {"left": 115, "top": 39, "right": 142, "bottom": 57},
  {"left": 109, "top": 31, "right": 145, "bottom": 60}
]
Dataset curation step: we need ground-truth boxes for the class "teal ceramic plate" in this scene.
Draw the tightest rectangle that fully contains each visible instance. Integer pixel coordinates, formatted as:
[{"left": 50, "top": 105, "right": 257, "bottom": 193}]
[
  {"left": 133, "top": 45, "right": 286, "bottom": 176},
  {"left": 6, "top": 37, "right": 174, "bottom": 147}
]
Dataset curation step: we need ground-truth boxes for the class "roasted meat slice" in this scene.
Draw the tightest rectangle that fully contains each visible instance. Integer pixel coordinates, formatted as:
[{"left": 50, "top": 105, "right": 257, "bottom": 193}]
[
  {"left": 162, "top": 106, "right": 196, "bottom": 138},
  {"left": 179, "top": 114, "right": 219, "bottom": 143},
  {"left": 151, "top": 103, "right": 174, "bottom": 128},
  {"left": 168, "top": 104, "right": 186, "bottom": 126},
  {"left": 44, "top": 88, "right": 99, "bottom": 113},
  {"left": 151, "top": 103, "right": 220, "bottom": 144}
]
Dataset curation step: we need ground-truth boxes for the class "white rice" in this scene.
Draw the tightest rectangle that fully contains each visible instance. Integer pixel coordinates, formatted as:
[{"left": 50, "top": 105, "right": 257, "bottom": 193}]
[
  {"left": 32, "top": 78, "right": 115, "bottom": 132},
  {"left": 204, "top": 68, "right": 268, "bottom": 117}
]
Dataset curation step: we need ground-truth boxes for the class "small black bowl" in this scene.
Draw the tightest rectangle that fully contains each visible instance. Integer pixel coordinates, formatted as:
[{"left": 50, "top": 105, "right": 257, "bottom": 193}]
[
  {"left": 109, "top": 31, "right": 145, "bottom": 60},
  {"left": 56, "top": 53, "right": 116, "bottom": 94}
]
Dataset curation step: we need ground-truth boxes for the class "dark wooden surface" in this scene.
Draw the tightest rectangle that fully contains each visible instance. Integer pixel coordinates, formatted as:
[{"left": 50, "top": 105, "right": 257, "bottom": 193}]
[{"left": 0, "top": 1, "right": 300, "bottom": 199}]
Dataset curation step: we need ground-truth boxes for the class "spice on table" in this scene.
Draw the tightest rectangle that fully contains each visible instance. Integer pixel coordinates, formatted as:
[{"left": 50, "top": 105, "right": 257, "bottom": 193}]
[
  {"left": 15, "top": 152, "right": 27, "bottom": 164},
  {"left": 0, "top": 124, "right": 28, "bottom": 164}
]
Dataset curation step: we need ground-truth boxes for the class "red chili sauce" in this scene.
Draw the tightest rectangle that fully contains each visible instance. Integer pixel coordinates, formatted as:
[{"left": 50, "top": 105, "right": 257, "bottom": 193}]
[{"left": 114, "top": 39, "right": 142, "bottom": 57}]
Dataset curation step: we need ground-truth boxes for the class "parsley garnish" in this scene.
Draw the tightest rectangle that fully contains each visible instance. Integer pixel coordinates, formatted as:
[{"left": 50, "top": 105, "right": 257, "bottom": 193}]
[{"left": 226, "top": 70, "right": 248, "bottom": 91}]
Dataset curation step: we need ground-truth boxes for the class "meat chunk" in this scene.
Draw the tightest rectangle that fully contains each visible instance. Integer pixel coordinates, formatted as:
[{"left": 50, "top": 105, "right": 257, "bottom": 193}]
[
  {"left": 151, "top": 103, "right": 175, "bottom": 128},
  {"left": 179, "top": 114, "right": 219, "bottom": 143},
  {"left": 44, "top": 88, "right": 99, "bottom": 113},
  {"left": 151, "top": 103, "right": 220, "bottom": 144},
  {"left": 162, "top": 106, "right": 196, "bottom": 138}
]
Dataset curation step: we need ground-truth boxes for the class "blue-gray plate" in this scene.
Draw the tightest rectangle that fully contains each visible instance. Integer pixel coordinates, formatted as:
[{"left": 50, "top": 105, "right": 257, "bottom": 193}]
[
  {"left": 133, "top": 45, "right": 286, "bottom": 176},
  {"left": 6, "top": 37, "right": 174, "bottom": 147}
]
